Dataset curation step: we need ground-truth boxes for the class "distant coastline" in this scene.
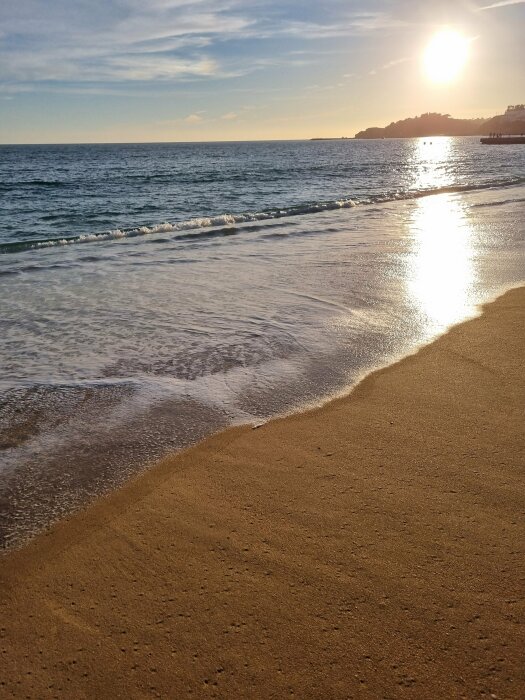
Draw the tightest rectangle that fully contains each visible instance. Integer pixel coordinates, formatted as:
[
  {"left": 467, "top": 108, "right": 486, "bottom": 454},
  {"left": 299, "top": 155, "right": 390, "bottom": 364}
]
[
  {"left": 352, "top": 104, "right": 525, "bottom": 139},
  {"left": 311, "top": 137, "right": 351, "bottom": 141},
  {"left": 310, "top": 104, "right": 525, "bottom": 140}
]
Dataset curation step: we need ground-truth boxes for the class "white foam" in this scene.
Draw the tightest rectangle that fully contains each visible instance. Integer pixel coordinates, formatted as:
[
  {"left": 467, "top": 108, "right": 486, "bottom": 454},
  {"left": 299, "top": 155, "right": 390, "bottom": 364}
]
[
  {"left": 28, "top": 200, "right": 361, "bottom": 251},
  {"left": 20, "top": 177, "right": 525, "bottom": 255}
]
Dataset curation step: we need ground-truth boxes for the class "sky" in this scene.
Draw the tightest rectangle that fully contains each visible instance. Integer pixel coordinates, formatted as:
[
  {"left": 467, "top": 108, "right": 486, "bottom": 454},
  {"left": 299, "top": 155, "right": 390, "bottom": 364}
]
[{"left": 0, "top": 0, "right": 523, "bottom": 143}]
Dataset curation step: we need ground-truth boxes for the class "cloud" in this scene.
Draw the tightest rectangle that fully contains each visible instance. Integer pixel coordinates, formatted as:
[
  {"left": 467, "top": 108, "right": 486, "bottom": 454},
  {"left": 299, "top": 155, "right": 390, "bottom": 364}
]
[
  {"left": 0, "top": 0, "right": 251, "bottom": 87},
  {"left": 221, "top": 111, "right": 238, "bottom": 120},
  {"left": 369, "top": 56, "right": 409, "bottom": 76},
  {"left": 0, "top": 1, "right": 411, "bottom": 94},
  {"left": 380, "top": 57, "right": 409, "bottom": 70},
  {"left": 100, "top": 56, "right": 219, "bottom": 81},
  {"left": 269, "top": 13, "right": 407, "bottom": 40},
  {"left": 478, "top": 0, "right": 525, "bottom": 8},
  {"left": 184, "top": 113, "right": 204, "bottom": 123}
]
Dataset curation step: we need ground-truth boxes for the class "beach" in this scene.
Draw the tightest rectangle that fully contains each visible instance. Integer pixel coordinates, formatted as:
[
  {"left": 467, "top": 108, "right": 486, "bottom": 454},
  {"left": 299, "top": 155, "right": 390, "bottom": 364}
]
[
  {"left": 2, "top": 142, "right": 525, "bottom": 550},
  {"left": 1, "top": 285, "right": 523, "bottom": 699}
]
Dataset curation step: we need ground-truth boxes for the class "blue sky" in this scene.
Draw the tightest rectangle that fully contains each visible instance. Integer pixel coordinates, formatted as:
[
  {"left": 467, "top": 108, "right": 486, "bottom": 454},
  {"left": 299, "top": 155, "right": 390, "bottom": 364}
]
[{"left": 1, "top": 0, "right": 523, "bottom": 142}]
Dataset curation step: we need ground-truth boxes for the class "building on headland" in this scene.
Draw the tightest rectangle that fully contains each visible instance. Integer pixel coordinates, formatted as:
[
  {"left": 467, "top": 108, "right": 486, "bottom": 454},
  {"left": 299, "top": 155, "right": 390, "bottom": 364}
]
[
  {"left": 502, "top": 105, "right": 525, "bottom": 121},
  {"left": 480, "top": 105, "right": 525, "bottom": 144}
]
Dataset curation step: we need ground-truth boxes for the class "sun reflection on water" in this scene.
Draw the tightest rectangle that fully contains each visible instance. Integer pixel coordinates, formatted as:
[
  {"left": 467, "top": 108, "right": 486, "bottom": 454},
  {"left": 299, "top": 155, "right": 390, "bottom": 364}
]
[
  {"left": 405, "top": 136, "right": 477, "bottom": 332},
  {"left": 407, "top": 192, "right": 476, "bottom": 332},
  {"left": 411, "top": 137, "right": 454, "bottom": 191}
]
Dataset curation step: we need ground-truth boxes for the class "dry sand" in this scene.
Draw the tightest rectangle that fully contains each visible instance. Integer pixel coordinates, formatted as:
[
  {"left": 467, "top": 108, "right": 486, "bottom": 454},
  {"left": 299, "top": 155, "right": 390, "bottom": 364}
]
[{"left": 1, "top": 287, "right": 524, "bottom": 699}]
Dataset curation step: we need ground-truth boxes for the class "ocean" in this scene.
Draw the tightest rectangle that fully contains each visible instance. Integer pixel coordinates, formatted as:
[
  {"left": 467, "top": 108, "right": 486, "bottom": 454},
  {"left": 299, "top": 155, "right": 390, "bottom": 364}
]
[{"left": 1, "top": 137, "right": 524, "bottom": 547}]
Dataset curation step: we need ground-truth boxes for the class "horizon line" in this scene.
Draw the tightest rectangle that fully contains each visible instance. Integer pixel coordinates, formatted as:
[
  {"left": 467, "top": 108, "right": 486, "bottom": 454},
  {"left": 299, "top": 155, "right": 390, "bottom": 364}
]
[{"left": 0, "top": 135, "right": 491, "bottom": 147}]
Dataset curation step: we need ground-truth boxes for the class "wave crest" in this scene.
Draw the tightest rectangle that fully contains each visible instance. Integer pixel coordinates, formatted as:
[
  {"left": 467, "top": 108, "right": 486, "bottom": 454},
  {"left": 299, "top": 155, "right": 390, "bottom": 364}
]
[{"left": 2, "top": 177, "right": 524, "bottom": 255}]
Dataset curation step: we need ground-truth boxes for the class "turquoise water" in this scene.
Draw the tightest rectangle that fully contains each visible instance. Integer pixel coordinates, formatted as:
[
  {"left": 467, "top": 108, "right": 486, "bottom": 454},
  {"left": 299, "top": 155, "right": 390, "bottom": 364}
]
[{"left": 1, "top": 137, "right": 524, "bottom": 547}]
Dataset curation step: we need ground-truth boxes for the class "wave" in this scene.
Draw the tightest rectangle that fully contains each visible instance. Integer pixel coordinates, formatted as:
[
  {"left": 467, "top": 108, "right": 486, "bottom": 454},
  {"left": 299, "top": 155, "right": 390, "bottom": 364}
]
[
  {"left": 0, "top": 200, "right": 357, "bottom": 254},
  {"left": 2, "top": 177, "right": 524, "bottom": 255},
  {"left": 0, "top": 179, "right": 69, "bottom": 190},
  {"left": 472, "top": 196, "right": 525, "bottom": 208}
]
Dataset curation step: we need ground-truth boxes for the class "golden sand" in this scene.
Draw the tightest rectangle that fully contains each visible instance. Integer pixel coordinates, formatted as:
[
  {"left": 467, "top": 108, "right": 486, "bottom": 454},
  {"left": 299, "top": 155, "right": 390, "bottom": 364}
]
[{"left": 1, "top": 287, "right": 524, "bottom": 699}]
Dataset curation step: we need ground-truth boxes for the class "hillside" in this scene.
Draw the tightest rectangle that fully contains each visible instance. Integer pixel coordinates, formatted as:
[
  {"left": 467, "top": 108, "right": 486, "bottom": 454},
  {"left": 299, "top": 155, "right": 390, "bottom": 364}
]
[{"left": 355, "top": 106, "right": 525, "bottom": 138}]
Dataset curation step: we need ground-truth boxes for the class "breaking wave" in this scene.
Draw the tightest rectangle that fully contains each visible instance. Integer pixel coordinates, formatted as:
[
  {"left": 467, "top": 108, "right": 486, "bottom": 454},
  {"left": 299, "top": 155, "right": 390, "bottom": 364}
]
[{"left": 2, "top": 177, "right": 524, "bottom": 255}]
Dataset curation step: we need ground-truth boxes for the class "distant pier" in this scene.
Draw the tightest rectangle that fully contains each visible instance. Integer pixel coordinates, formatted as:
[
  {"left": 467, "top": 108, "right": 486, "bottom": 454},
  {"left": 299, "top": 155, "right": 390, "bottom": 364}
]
[{"left": 480, "top": 136, "right": 525, "bottom": 145}]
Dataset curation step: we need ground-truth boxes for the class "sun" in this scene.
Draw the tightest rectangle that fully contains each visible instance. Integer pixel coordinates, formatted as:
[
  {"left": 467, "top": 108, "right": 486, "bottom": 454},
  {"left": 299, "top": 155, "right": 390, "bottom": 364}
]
[{"left": 423, "top": 30, "right": 469, "bottom": 84}]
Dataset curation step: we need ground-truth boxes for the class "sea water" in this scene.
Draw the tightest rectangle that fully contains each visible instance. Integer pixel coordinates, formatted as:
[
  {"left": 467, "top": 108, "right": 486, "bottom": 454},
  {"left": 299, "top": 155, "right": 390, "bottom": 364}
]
[{"left": 1, "top": 137, "right": 524, "bottom": 547}]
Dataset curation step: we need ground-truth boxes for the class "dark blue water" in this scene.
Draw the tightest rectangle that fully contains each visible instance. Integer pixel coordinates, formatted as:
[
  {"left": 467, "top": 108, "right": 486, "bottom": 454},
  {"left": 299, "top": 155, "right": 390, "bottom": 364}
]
[{"left": 1, "top": 138, "right": 524, "bottom": 252}]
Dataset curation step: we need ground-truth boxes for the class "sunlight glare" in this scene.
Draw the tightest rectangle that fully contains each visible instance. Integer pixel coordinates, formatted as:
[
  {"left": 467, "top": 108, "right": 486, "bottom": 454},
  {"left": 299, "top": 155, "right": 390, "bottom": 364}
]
[
  {"left": 423, "top": 30, "right": 469, "bottom": 84},
  {"left": 412, "top": 137, "right": 453, "bottom": 191},
  {"left": 407, "top": 194, "right": 475, "bottom": 331}
]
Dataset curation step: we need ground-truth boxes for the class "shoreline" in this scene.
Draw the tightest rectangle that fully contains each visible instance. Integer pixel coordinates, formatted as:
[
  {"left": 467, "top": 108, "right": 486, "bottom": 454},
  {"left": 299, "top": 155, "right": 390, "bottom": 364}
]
[
  {"left": 2, "top": 280, "right": 521, "bottom": 553},
  {"left": 1, "top": 286, "right": 524, "bottom": 698},
  {"left": 265, "top": 279, "right": 525, "bottom": 422}
]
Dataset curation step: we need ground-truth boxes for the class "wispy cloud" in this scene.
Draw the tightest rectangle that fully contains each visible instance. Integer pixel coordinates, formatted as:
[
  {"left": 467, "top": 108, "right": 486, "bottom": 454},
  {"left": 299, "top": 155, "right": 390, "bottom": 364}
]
[
  {"left": 381, "top": 56, "right": 410, "bottom": 70},
  {"left": 478, "top": 0, "right": 525, "bottom": 9},
  {"left": 0, "top": 1, "right": 411, "bottom": 94},
  {"left": 269, "top": 12, "right": 407, "bottom": 40},
  {"left": 369, "top": 56, "right": 409, "bottom": 76},
  {"left": 0, "top": 0, "right": 251, "bottom": 87},
  {"left": 184, "top": 113, "right": 204, "bottom": 124}
]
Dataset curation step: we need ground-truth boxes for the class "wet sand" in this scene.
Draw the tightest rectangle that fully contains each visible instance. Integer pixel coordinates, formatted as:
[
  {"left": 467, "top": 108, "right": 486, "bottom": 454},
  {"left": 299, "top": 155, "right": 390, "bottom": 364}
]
[{"left": 1, "top": 287, "right": 524, "bottom": 699}]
